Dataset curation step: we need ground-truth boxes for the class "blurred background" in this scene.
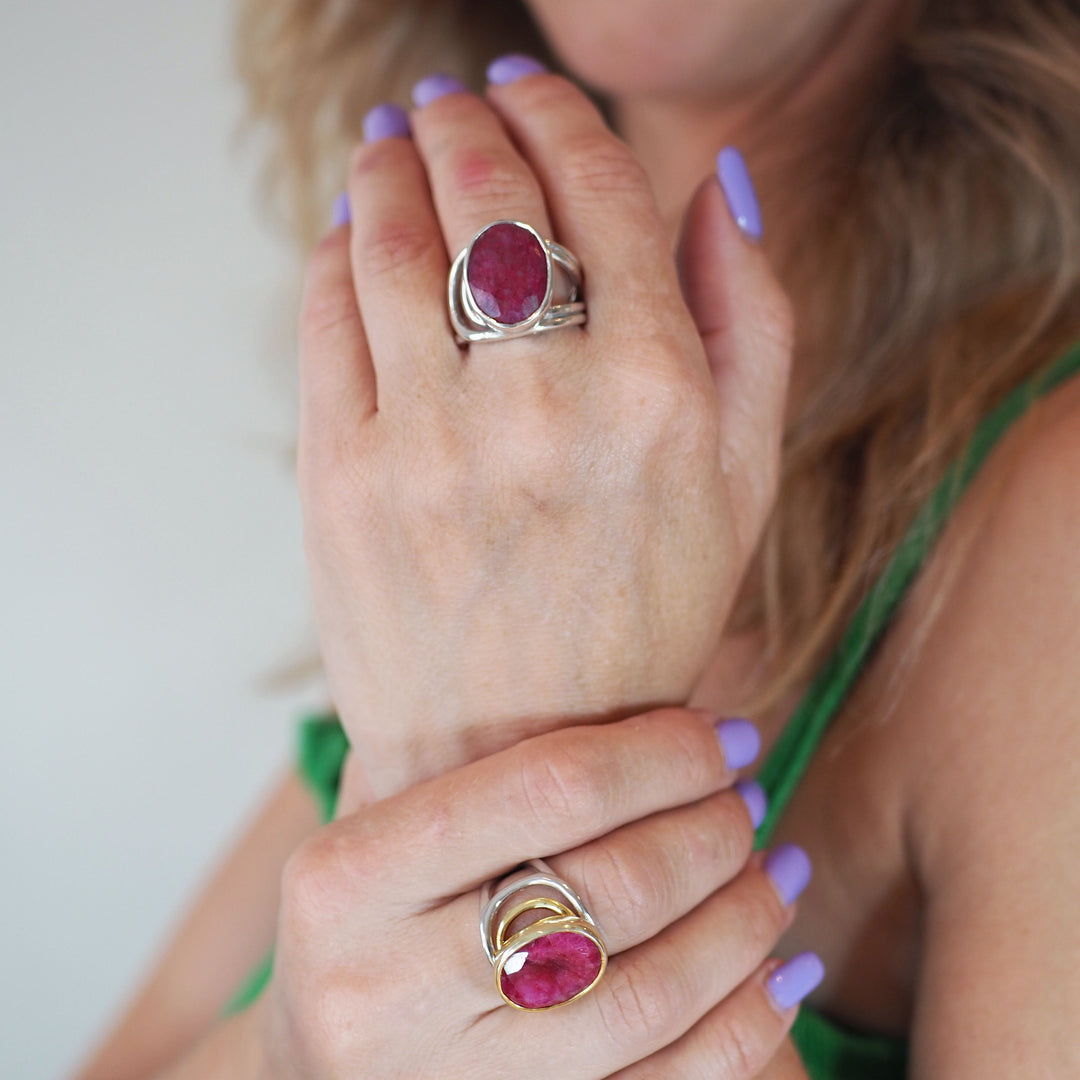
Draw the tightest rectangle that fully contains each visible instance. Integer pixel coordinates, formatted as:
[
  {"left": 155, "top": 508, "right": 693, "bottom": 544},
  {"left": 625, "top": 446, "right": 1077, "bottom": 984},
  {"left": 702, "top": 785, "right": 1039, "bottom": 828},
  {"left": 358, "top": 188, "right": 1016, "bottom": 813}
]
[{"left": 1, "top": 4, "right": 325, "bottom": 1075}]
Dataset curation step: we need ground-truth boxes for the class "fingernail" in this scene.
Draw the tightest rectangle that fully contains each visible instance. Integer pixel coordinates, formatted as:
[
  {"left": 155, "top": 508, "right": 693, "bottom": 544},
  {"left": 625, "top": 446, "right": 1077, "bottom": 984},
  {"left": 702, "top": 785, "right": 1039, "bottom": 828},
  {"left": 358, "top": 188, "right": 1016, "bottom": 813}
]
[
  {"left": 331, "top": 191, "right": 350, "bottom": 228},
  {"left": 763, "top": 843, "right": 812, "bottom": 905},
  {"left": 363, "top": 102, "right": 410, "bottom": 142},
  {"left": 714, "top": 717, "right": 761, "bottom": 771},
  {"left": 716, "top": 146, "right": 763, "bottom": 240},
  {"left": 412, "top": 73, "right": 467, "bottom": 107},
  {"left": 767, "top": 952, "right": 825, "bottom": 1012},
  {"left": 735, "top": 779, "right": 767, "bottom": 830},
  {"left": 487, "top": 53, "right": 548, "bottom": 85}
]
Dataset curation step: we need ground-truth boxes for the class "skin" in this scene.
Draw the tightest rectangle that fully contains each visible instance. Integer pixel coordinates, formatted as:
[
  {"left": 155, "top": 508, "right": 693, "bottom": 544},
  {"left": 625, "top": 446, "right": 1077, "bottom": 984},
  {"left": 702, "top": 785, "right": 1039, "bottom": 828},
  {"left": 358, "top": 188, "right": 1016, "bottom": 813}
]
[{"left": 75, "top": 0, "right": 1080, "bottom": 1077}]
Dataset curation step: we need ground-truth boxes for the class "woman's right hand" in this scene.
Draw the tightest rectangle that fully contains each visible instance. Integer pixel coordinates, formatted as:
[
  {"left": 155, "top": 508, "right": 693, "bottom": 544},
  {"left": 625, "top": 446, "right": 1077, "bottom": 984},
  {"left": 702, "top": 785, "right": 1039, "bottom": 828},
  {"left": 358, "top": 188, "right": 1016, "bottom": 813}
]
[{"left": 253, "top": 708, "right": 816, "bottom": 1079}]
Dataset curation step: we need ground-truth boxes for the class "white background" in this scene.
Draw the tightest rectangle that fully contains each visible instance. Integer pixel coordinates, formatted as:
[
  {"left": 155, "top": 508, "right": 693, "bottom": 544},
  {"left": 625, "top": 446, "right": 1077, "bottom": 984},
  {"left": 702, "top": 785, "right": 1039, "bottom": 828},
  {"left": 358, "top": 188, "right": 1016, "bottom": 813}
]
[{"left": 1, "top": 4, "right": 325, "bottom": 1075}]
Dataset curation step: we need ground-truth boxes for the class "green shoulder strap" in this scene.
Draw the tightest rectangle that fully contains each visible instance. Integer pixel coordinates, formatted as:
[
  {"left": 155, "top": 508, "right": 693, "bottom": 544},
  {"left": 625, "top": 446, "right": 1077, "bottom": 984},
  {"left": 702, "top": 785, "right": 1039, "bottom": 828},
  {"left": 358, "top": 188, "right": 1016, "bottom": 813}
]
[{"left": 756, "top": 339, "right": 1080, "bottom": 845}]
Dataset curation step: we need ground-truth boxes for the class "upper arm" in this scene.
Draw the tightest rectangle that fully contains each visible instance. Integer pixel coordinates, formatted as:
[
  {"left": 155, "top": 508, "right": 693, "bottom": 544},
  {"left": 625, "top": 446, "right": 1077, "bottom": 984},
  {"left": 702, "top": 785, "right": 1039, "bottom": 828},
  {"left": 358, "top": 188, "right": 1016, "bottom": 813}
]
[
  {"left": 897, "top": 401, "right": 1080, "bottom": 1077},
  {"left": 74, "top": 767, "right": 322, "bottom": 1080}
]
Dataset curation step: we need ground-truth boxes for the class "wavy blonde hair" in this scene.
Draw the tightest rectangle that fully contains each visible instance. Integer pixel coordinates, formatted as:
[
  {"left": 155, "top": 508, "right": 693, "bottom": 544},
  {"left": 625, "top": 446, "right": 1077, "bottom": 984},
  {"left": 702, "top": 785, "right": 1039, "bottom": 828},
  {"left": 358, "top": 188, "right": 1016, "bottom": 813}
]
[{"left": 237, "top": 0, "right": 1080, "bottom": 711}]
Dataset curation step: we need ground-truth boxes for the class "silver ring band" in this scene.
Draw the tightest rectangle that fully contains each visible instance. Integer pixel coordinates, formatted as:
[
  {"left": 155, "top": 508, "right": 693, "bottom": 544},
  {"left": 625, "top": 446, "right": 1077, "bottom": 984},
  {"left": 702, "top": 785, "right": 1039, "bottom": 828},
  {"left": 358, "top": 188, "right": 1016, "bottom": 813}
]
[
  {"left": 448, "top": 220, "right": 587, "bottom": 345},
  {"left": 479, "top": 858, "right": 607, "bottom": 1011}
]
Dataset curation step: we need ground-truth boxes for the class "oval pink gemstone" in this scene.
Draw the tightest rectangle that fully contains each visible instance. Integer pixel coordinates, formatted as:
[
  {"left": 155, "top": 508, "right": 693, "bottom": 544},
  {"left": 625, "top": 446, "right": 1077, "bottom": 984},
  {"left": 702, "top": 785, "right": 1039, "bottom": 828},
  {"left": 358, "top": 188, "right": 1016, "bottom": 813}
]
[
  {"left": 500, "top": 930, "right": 603, "bottom": 1009},
  {"left": 466, "top": 222, "right": 548, "bottom": 325}
]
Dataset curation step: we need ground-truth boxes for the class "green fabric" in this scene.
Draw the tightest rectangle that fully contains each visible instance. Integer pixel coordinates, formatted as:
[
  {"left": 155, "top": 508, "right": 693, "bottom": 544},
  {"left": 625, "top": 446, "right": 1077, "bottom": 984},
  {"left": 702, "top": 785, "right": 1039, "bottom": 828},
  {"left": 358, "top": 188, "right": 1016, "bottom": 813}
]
[
  {"left": 221, "top": 713, "right": 346, "bottom": 1016},
  {"left": 225, "top": 339, "right": 1080, "bottom": 1075}
]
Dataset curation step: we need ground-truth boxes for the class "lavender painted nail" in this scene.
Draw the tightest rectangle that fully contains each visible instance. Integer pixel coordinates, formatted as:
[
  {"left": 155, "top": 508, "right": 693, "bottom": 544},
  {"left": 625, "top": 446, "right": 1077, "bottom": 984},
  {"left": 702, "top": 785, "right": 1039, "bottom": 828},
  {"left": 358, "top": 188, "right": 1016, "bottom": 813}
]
[
  {"left": 487, "top": 54, "right": 548, "bottom": 85},
  {"left": 735, "top": 779, "right": 768, "bottom": 830},
  {"left": 715, "top": 718, "right": 761, "bottom": 771},
  {"left": 716, "top": 146, "right": 763, "bottom": 240},
  {"left": 767, "top": 952, "right": 826, "bottom": 1012},
  {"left": 412, "top": 73, "right": 467, "bottom": 107},
  {"left": 764, "top": 843, "right": 812, "bottom": 906},
  {"left": 331, "top": 191, "right": 350, "bottom": 228},
  {"left": 363, "top": 102, "right": 410, "bottom": 142}
]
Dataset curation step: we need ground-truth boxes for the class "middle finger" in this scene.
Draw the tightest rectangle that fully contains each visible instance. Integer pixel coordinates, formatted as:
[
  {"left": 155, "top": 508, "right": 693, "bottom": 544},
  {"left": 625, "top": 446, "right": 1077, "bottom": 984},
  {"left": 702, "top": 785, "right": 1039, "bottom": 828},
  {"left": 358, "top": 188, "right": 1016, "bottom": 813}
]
[{"left": 409, "top": 78, "right": 556, "bottom": 285}]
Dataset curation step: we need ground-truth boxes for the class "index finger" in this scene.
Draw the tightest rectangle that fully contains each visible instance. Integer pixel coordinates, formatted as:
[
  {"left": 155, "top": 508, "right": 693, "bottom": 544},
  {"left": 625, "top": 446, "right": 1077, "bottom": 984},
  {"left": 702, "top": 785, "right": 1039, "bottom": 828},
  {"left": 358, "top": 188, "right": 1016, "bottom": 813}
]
[{"left": 344, "top": 707, "right": 761, "bottom": 905}]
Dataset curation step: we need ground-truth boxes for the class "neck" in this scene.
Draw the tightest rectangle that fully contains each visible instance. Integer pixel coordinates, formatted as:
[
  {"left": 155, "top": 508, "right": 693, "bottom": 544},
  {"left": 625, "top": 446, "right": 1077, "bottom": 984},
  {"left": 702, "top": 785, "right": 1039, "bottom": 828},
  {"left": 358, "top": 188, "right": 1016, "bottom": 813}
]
[{"left": 613, "top": 1, "right": 910, "bottom": 254}]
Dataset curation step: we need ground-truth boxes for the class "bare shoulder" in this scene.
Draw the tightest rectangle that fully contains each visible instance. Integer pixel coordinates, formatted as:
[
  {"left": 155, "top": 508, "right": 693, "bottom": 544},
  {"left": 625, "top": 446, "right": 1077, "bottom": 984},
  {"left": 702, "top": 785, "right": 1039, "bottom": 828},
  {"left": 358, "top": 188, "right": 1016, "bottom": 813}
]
[{"left": 886, "top": 373, "right": 1080, "bottom": 869}]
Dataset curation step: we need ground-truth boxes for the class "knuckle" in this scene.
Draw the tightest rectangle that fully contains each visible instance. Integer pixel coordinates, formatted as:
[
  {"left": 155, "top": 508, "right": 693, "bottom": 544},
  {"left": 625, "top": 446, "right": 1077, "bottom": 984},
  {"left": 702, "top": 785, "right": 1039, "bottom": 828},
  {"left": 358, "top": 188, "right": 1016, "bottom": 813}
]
[
  {"left": 705, "top": 794, "right": 756, "bottom": 870},
  {"left": 299, "top": 288, "right": 354, "bottom": 347},
  {"left": 448, "top": 146, "right": 539, "bottom": 212},
  {"left": 299, "top": 238, "right": 353, "bottom": 337},
  {"left": 610, "top": 362, "right": 718, "bottom": 455},
  {"left": 280, "top": 829, "right": 368, "bottom": 933},
  {"left": 358, "top": 217, "right": 442, "bottom": 281},
  {"left": 730, "top": 875, "right": 787, "bottom": 957},
  {"left": 519, "top": 741, "right": 605, "bottom": 840},
  {"left": 599, "top": 954, "right": 681, "bottom": 1048},
  {"left": 348, "top": 136, "right": 405, "bottom": 182},
  {"left": 710, "top": 1008, "right": 770, "bottom": 1080},
  {"left": 648, "top": 710, "right": 722, "bottom": 796},
  {"left": 585, "top": 837, "right": 670, "bottom": 938},
  {"left": 559, "top": 131, "right": 653, "bottom": 202}
]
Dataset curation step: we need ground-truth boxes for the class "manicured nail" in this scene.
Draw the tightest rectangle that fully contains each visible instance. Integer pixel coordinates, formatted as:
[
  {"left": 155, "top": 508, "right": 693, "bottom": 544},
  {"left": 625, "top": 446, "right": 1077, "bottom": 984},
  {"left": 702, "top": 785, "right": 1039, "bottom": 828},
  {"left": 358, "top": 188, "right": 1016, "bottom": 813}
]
[
  {"left": 363, "top": 102, "right": 410, "bottom": 142},
  {"left": 331, "top": 191, "right": 350, "bottom": 228},
  {"left": 716, "top": 146, "right": 763, "bottom": 240},
  {"left": 763, "top": 843, "right": 812, "bottom": 905},
  {"left": 412, "top": 73, "right": 467, "bottom": 107},
  {"left": 767, "top": 952, "right": 825, "bottom": 1012},
  {"left": 715, "top": 718, "right": 761, "bottom": 771},
  {"left": 735, "top": 779, "right": 767, "bottom": 830},
  {"left": 487, "top": 54, "right": 548, "bottom": 85}
]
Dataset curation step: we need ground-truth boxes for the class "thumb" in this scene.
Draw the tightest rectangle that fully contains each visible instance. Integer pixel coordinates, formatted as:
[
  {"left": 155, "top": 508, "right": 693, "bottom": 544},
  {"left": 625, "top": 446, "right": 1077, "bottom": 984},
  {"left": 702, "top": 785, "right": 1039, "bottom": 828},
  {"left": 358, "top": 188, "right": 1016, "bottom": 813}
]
[{"left": 676, "top": 149, "right": 793, "bottom": 554}]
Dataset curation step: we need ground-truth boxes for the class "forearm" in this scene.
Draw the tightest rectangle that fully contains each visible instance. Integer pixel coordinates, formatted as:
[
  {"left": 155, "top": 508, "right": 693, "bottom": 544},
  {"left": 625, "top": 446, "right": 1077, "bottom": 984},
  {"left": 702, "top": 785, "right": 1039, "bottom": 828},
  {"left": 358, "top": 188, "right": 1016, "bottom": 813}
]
[{"left": 152, "top": 1006, "right": 263, "bottom": 1080}]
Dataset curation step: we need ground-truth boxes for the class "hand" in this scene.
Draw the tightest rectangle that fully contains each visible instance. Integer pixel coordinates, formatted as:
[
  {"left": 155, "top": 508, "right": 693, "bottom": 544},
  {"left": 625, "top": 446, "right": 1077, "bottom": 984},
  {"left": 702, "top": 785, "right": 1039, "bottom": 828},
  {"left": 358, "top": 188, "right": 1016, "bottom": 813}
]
[
  {"left": 298, "top": 69, "right": 793, "bottom": 793},
  {"left": 255, "top": 709, "right": 809, "bottom": 1079}
]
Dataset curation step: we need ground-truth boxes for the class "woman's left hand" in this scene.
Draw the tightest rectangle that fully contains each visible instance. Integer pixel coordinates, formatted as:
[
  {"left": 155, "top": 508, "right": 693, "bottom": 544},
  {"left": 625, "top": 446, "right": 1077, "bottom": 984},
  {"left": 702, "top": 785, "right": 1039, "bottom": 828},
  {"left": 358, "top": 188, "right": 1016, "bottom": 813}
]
[{"left": 298, "top": 66, "right": 793, "bottom": 795}]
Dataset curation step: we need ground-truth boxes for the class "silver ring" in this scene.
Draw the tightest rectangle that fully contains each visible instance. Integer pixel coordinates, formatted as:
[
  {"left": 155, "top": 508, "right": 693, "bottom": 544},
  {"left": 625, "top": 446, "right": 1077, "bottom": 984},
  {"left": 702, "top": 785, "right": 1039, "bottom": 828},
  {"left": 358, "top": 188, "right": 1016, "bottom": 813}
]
[
  {"left": 448, "top": 220, "right": 586, "bottom": 345},
  {"left": 479, "top": 858, "right": 607, "bottom": 1010}
]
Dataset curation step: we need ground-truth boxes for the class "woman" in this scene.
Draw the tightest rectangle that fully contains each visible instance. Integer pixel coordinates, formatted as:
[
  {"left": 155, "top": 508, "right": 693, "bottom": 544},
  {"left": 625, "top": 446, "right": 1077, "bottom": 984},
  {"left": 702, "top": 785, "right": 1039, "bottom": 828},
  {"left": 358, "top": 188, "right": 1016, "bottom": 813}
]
[{"left": 77, "top": 0, "right": 1080, "bottom": 1077}]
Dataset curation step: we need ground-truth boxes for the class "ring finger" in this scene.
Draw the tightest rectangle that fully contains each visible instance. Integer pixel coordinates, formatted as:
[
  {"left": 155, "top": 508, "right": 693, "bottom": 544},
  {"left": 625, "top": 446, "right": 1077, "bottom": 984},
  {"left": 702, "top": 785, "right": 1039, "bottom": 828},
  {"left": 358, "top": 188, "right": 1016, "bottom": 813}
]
[{"left": 433, "top": 785, "right": 805, "bottom": 1007}]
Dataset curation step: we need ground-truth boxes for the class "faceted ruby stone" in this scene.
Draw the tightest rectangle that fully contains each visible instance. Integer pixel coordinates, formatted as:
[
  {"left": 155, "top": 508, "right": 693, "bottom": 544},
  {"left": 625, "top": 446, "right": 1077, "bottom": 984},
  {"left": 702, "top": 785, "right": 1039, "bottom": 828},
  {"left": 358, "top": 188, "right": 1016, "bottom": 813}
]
[
  {"left": 466, "top": 222, "right": 548, "bottom": 325},
  {"left": 500, "top": 930, "right": 603, "bottom": 1009}
]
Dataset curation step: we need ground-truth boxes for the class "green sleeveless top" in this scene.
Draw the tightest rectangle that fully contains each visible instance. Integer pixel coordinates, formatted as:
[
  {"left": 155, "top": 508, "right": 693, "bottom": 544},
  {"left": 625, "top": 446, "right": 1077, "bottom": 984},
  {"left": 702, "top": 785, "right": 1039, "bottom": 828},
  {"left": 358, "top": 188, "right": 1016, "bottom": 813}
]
[{"left": 226, "top": 339, "right": 1080, "bottom": 1077}]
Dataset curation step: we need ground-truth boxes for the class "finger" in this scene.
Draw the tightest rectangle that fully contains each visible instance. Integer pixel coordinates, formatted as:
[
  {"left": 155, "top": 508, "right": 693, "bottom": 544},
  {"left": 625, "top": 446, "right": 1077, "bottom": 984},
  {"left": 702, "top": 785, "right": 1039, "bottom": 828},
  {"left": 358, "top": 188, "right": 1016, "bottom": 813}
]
[
  {"left": 408, "top": 81, "right": 555, "bottom": 267},
  {"left": 324, "top": 709, "right": 761, "bottom": 904},
  {"left": 607, "top": 957, "right": 821, "bottom": 1080},
  {"left": 676, "top": 164, "right": 794, "bottom": 558},
  {"left": 421, "top": 782, "right": 763, "bottom": 1010},
  {"left": 546, "top": 783, "right": 761, "bottom": 952},
  {"left": 485, "top": 70, "right": 675, "bottom": 325},
  {"left": 297, "top": 225, "right": 376, "bottom": 480},
  {"left": 345, "top": 113, "right": 458, "bottom": 400},
  {"left": 477, "top": 857, "right": 796, "bottom": 1077}
]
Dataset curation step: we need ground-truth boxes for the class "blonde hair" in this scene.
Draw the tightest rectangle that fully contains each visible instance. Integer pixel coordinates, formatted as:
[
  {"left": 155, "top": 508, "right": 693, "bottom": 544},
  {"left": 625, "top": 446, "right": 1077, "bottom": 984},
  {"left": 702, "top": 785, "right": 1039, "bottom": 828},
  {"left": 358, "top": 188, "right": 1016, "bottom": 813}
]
[{"left": 237, "top": 0, "right": 1080, "bottom": 710}]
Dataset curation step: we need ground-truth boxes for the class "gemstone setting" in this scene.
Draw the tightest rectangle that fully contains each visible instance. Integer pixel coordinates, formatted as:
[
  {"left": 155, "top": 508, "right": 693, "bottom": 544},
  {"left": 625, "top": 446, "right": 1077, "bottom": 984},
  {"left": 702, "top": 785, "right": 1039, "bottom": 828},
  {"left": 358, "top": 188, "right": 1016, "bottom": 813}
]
[
  {"left": 464, "top": 221, "right": 551, "bottom": 327},
  {"left": 495, "top": 919, "right": 606, "bottom": 1010}
]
